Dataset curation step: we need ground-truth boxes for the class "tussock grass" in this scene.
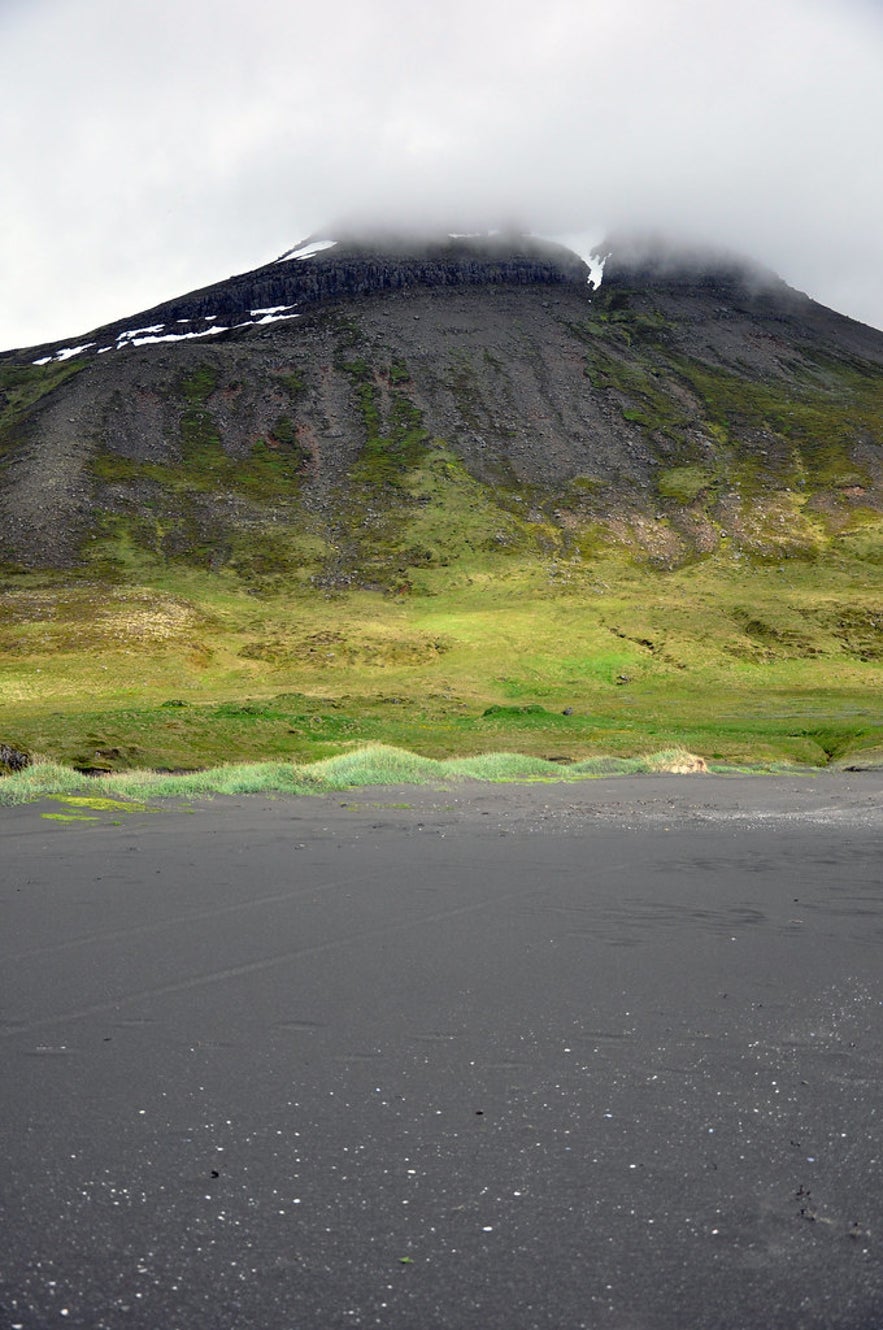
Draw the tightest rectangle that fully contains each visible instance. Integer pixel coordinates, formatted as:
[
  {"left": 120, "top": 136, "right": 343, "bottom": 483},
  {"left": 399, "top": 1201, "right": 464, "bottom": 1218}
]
[
  {"left": 0, "top": 760, "right": 90, "bottom": 804},
  {"left": 0, "top": 758, "right": 322, "bottom": 804},
  {"left": 308, "top": 744, "right": 447, "bottom": 788},
  {"left": 0, "top": 744, "right": 796, "bottom": 807},
  {"left": 444, "top": 752, "right": 571, "bottom": 781},
  {"left": 107, "top": 761, "right": 323, "bottom": 800},
  {"left": 641, "top": 747, "right": 707, "bottom": 773},
  {"left": 569, "top": 755, "right": 650, "bottom": 776}
]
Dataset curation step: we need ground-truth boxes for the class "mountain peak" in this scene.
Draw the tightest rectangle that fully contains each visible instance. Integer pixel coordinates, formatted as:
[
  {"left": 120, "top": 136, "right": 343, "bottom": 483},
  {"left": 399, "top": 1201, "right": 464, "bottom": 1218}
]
[
  {"left": 275, "top": 228, "right": 586, "bottom": 265},
  {"left": 12, "top": 229, "right": 590, "bottom": 367},
  {"left": 596, "top": 231, "right": 787, "bottom": 295},
  {"left": 1, "top": 218, "right": 881, "bottom": 576}
]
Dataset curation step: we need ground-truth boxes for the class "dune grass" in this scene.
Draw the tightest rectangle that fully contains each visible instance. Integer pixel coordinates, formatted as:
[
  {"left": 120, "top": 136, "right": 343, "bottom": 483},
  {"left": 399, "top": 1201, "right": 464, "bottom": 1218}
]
[
  {"left": 0, "top": 759, "right": 92, "bottom": 804},
  {"left": 445, "top": 752, "right": 575, "bottom": 781},
  {"left": 0, "top": 742, "right": 815, "bottom": 807},
  {"left": 308, "top": 744, "right": 448, "bottom": 787}
]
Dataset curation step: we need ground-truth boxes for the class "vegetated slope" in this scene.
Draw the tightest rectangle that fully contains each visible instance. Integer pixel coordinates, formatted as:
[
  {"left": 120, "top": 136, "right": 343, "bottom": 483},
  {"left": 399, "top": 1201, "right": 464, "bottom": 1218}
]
[
  {"left": 0, "top": 231, "right": 880, "bottom": 579},
  {"left": 2, "top": 232, "right": 883, "bottom": 774}
]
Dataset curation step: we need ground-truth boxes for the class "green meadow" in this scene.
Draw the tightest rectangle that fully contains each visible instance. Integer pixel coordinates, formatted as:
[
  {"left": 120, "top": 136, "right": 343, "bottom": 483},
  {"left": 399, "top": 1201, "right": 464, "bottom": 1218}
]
[{"left": 2, "top": 536, "right": 881, "bottom": 787}]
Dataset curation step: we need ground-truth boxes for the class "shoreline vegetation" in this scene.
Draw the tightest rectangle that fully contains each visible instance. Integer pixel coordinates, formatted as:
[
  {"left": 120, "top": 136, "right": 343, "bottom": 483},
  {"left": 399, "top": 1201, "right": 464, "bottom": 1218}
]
[{"left": 0, "top": 742, "right": 876, "bottom": 807}]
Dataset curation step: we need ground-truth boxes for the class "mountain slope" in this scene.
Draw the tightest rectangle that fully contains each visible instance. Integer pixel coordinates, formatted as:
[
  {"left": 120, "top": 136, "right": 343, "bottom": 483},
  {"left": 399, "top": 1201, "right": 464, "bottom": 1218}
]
[
  {"left": 2, "top": 232, "right": 882, "bottom": 771},
  {"left": 0, "top": 230, "right": 877, "bottom": 587},
  {"left": 1, "top": 232, "right": 881, "bottom": 580}
]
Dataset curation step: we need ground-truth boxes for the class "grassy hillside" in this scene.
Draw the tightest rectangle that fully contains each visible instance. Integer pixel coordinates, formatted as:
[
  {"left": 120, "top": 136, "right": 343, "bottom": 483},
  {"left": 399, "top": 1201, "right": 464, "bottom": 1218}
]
[
  {"left": 2, "top": 260, "right": 881, "bottom": 775},
  {"left": 2, "top": 527, "right": 881, "bottom": 771}
]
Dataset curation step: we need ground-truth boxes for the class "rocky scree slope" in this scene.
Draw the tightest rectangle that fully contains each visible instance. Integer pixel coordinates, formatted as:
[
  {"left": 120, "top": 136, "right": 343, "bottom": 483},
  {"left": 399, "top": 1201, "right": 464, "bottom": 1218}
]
[{"left": 0, "top": 233, "right": 881, "bottom": 579}]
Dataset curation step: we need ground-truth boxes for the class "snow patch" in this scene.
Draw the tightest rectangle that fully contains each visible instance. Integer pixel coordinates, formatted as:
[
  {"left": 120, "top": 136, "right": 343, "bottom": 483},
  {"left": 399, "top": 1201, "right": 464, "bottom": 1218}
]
[
  {"left": 586, "top": 252, "right": 607, "bottom": 290},
  {"left": 550, "top": 231, "right": 607, "bottom": 289},
  {"left": 32, "top": 306, "right": 303, "bottom": 364},
  {"left": 252, "top": 312, "right": 300, "bottom": 326},
  {"left": 57, "top": 342, "right": 95, "bottom": 360},
  {"left": 33, "top": 343, "right": 95, "bottom": 365},
  {"left": 235, "top": 311, "right": 301, "bottom": 328},
  {"left": 276, "top": 239, "right": 337, "bottom": 263},
  {"left": 116, "top": 324, "right": 164, "bottom": 341},
  {"left": 126, "top": 325, "right": 229, "bottom": 346}
]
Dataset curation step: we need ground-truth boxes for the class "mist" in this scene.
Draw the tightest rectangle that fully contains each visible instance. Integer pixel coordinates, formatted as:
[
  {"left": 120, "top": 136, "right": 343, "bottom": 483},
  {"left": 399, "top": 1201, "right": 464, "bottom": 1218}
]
[{"left": 2, "top": 0, "right": 882, "bottom": 349}]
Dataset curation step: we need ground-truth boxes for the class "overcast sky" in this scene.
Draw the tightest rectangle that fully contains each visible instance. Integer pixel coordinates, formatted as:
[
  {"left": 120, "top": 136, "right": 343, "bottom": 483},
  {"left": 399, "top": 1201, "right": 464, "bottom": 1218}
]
[{"left": 2, "top": 0, "right": 882, "bottom": 351}]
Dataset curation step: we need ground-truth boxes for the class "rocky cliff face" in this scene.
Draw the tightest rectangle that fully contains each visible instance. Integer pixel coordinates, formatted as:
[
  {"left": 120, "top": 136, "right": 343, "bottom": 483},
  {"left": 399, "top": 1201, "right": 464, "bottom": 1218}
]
[{"left": 0, "top": 233, "right": 881, "bottom": 577}]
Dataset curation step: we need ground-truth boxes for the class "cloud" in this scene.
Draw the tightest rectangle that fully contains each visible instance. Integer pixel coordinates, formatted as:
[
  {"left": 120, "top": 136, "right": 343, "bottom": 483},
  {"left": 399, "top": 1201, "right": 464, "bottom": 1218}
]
[{"left": 2, "top": 0, "right": 882, "bottom": 348}]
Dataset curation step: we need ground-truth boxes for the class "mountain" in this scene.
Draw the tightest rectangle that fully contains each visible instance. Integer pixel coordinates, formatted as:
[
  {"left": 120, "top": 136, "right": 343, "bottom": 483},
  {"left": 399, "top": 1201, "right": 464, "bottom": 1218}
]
[{"left": 1, "top": 229, "right": 881, "bottom": 578}]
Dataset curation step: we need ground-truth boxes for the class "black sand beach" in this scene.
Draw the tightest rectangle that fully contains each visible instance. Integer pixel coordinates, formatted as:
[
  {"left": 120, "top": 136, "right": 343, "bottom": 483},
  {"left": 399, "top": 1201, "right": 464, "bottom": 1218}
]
[{"left": 2, "top": 773, "right": 881, "bottom": 1329}]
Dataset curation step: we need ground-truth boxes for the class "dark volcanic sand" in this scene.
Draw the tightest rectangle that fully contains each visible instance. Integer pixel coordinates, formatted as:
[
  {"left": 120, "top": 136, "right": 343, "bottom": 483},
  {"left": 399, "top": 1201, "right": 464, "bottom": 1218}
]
[{"left": 1, "top": 773, "right": 881, "bottom": 1329}]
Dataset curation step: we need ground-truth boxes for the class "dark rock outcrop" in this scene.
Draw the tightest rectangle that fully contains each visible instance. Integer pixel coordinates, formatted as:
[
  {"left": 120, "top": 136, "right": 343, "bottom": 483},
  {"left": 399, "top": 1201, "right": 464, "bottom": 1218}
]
[{"left": 0, "top": 744, "right": 31, "bottom": 773}]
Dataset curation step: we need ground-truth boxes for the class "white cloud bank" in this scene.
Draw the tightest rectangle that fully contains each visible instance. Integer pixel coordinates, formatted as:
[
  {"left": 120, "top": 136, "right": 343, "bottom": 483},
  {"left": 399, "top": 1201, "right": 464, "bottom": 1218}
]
[{"left": 1, "top": 0, "right": 882, "bottom": 349}]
